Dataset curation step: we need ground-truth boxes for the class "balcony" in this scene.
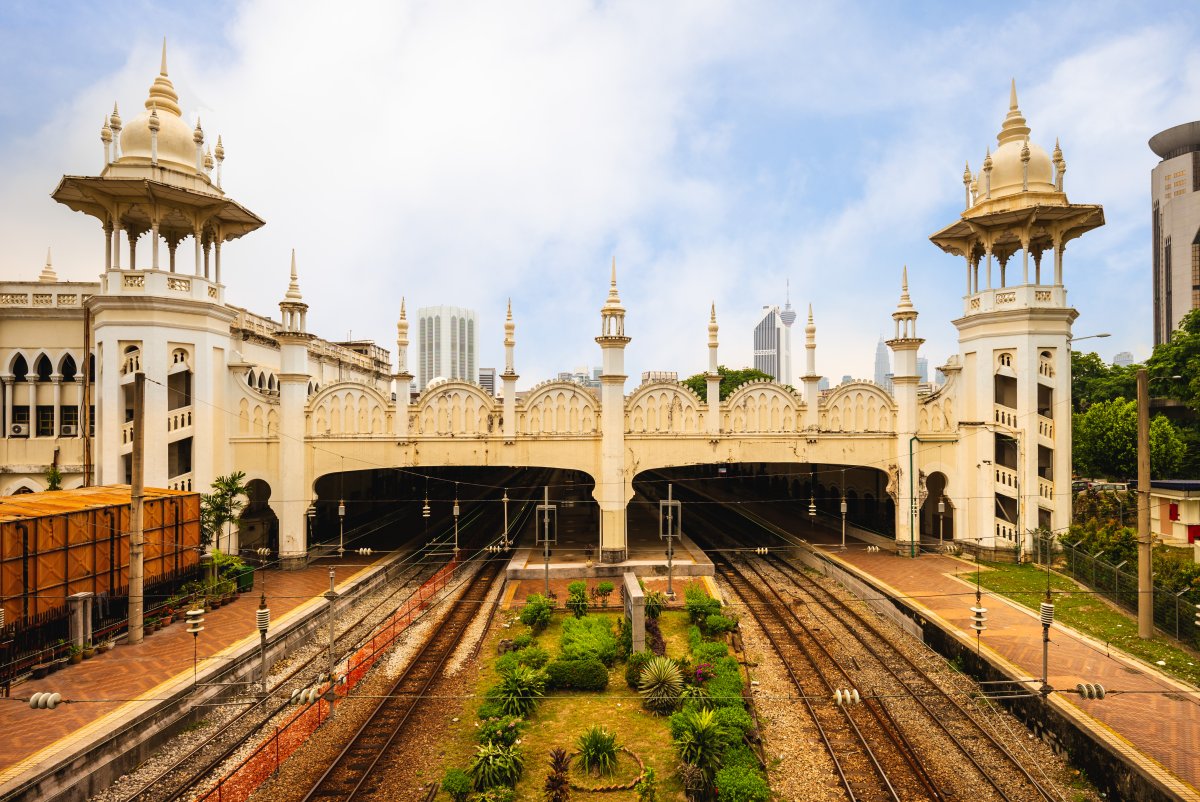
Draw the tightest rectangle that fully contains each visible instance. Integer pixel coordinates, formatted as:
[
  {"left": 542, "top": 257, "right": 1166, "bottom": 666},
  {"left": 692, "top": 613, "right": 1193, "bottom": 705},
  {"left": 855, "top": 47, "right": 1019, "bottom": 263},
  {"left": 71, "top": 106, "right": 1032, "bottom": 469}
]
[
  {"left": 995, "top": 518, "right": 1017, "bottom": 542},
  {"left": 993, "top": 404, "right": 1018, "bottom": 429},
  {"left": 1038, "top": 477, "right": 1054, "bottom": 503},
  {"left": 168, "top": 473, "right": 193, "bottom": 492},
  {"left": 994, "top": 465, "right": 1018, "bottom": 497},
  {"left": 102, "top": 269, "right": 223, "bottom": 304},
  {"left": 121, "top": 420, "right": 134, "bottom": 446},
  {"left": 965, "top": 284, "right": 1066, "bottom": 316},
  {"left": 167, "top": 407, "right": 193, "bottom": 437}
]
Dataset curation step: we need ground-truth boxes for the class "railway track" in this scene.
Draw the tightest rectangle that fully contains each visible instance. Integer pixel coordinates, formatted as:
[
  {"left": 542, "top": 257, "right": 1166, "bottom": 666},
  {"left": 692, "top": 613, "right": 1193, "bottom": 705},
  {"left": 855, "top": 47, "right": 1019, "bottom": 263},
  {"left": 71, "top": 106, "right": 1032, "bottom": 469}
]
[{"left": 298, "top": 554, "right": 506, "bottom": 802}]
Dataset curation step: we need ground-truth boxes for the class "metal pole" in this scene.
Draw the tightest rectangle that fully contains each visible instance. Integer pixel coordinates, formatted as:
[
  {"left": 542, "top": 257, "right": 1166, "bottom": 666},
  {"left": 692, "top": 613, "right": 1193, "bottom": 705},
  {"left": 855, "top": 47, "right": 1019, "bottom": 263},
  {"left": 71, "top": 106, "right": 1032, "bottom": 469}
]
[
  {"left": 502, "top": 489, "right": 509, "bottom": 549},
  {"left": 128, "top": 371, "right": 145, "bottom": 645},
  {"left": 257, "top": 592, "right": 269, "bottom": 693},
  {"left": 543, "top": 486, "right": 550, "bottom": 596},
  {"left": 453, "top": 486, "right": 460, "bottom": 560},
  {"left": 337, "top": 500, "right": 345, "bottom": 558},
  {"left": 324, "top": 567, "right": 337, "bottom": 698},
  {"left": 1137, "top": 368, "right": 1153, "bottom": 639},
  {"left": 667, "top": 484, "right": 675, "bottom": 600}
]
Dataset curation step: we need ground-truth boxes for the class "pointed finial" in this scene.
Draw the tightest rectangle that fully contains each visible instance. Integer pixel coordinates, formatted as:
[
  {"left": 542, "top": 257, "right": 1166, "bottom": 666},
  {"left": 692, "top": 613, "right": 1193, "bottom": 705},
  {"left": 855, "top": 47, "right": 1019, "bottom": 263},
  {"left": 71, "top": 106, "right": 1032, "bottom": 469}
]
[
  {"left": 148, "top": 102, "right": 159, "bottom": 131},
  {"left": 897, "top": 265, "right": 913, "bottom": 311},
  {"left": 39, "top": 247, "right": 57, "bottom": 283},
  {"left": 710, "top": 302, "right": 716, "bottom": 322},
  {"left": 1053, "top": 137, "right": 1062, "bottom": 163},
  {"left": 160, "top": 38, "right": 169, "bottom": 76},
  {"left": 807, "top": 303, "right": 814, "bottom": 324},
  {"left": 611, "top": 256, "right": 617, "bottom": 288},
  {"left": 215, "top": 134, "right": 224, "bottom": 160},
  {"left": 1009, "top": 77, "right": 1018, "bottom": 110},
  {"left": 285, "top": 249, "right": 302, "bottom": 300},
  {"left": 1021, "top": 137, "right": 1031, "bottom": 161},
  {"left": 506, "top": 298, "right": 513, "bottom": 321},
  {"left": 101, "top": 115, "right": 112, "bottom": 143},
  {"left": 962, "top": 161, "right": 971, "bottom": 184},
  {"left": 400, "top": 297, "right": 406, "bottom": 320},
  {"left": 997, "top": 80, "right": 1031, "bottom": 145},
  {"left": 110, "top": 103, "right": 122, "bottom": 130}
]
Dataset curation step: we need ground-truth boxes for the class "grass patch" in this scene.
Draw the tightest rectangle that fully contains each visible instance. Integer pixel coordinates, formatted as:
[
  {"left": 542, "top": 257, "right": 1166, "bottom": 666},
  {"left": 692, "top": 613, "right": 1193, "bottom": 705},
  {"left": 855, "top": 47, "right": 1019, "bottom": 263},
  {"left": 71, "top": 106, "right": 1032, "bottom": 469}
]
[
  {"left": 963, "top": 562, "right": 1200, "bottom": 687},
  {"left": 424, "top": 610, "right": 692, "bottom": 801}
]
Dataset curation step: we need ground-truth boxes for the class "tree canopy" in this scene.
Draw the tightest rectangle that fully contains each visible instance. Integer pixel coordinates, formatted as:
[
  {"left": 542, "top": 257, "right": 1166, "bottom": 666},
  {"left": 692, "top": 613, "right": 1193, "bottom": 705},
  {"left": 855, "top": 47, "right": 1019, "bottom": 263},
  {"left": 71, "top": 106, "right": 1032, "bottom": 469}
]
[
  {"left": 680, "top": 366, "right": 776, "bottom": 401},
  {"left": 1072, "top": 398, "right": 1184, "bottom": 480}
]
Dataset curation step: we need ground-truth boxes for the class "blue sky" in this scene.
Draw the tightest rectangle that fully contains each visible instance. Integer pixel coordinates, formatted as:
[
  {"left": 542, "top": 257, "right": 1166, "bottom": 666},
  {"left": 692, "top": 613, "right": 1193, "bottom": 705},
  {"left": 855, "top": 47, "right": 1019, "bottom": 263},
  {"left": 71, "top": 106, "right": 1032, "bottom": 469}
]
[{"left": 1, "top": 1, "right": 1197, "bottom": 385}]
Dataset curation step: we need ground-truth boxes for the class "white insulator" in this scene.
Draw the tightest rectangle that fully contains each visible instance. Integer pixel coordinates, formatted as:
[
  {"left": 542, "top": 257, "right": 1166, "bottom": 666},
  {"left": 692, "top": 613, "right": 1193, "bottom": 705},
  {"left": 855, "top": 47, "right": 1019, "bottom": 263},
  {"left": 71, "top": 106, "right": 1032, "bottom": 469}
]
[
  {"left": 1039, "top": 601, "right": 1054, "bottom": 627},
  {"left": 30, "top": 692, "right": 62, "bottom": 709},
  {"left": 257, "top": 547, "right": 271, "bottom": 556},
  {"left": 1076, "top": 682, "right": 1106, "bottom": 700},
  {"left": 357, "top": 548, "right": 373, "bottom": 555},
  {"left": 755, "top": 547, "right": 768, "bottom": 555},
  {"left": 0, "top": 605, "right": 5, "bottom": 629},
  {"left": 971, "top": 606, "right": 988, "bottom": 632},
  {"left": 256, "top": 607, "right": 270, "bottom": 631},
  {"left": 834, "top": 688, "right": 861, "bottom": 705}
]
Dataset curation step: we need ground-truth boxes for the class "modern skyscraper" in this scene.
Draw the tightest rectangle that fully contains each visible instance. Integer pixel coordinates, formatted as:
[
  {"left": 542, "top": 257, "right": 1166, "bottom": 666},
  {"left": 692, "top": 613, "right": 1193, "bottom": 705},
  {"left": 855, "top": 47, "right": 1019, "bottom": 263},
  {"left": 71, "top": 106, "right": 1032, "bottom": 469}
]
[
  {"left": 873, "top": 337, "right": 892, "bottom": 391},
  {"left": 753, "top": 286, "right": 796, "bottom": 383},
  {"left": 417, "top": 305, "right": 477, "bottom": 390},
  {"left": 478, "top": 367, "right": 496, "bottom": 396},
  {"left": 1149, "top": 121, "right": 1200, "bottom": 345},
  {"left": 1112, "top": 351, "right": 1134, "bottom": 368},
  {"left": 916, "top": 357, "right": 929, "bottom": 384}
]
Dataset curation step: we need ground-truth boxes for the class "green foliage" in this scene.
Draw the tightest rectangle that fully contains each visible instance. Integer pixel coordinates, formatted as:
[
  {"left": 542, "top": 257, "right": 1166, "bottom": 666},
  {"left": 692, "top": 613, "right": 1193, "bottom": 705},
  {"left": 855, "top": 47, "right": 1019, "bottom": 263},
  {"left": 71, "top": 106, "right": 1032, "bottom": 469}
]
[
  {"left": 681, "top": 365, "right": 776, "bottom": 401},
  {"left": 566, "top": 586, "right": 589, "bottom": 619},
  {"left": 644, "top": 590, "right": 666, "bottom": 620},
  {"left": 625, "top": 650, "right": 654, "bottom": 689},
  {"left": 544, "top": 748, "right": 571, "bottom": 802},
  {"left": 713, "top": 765, "right": 770, "bottom": 802},
  {"left": 442, "top": 768, "right": 473, "bottom": 802},
  {"left": 516, "top": 645, "right": 550, "bottom": 669},
  {"left": 704, "top": 613, "right": 737, "bottom": 635},
  {"left": 596, "top": 581, "right": 615, "bottom": 607},
  {"left": 1071, "top": 350, "right": 1138, "bottom": 414},
  {"left": 521, "top": 594, "right": 554, "bottom": 631},
  {"left": 567, "top": 580, "right": 588, "bottom": 596},
  {"left": 680, "top": 684, "right": 713, "bottom": 710},
  {"left": 560, "top": 616, "right": 618, "bottom": 665},
  {"left": 1073, "top": 398, "right": 1184, "bottom": 479},
  {"left": 634, "top": 766, "right": 657, "bottom": 802},
  {"left": 707, "top": 656, "right": 744, "bottom": 707},
  {"left": 722, "top": 743, "right": 759, "bottom": 771},
  {"left": 713, "top": 705, "right": 754, "bottom": 739},
  {"left": 486, "top": 665, "right": 547, "bottom": 718},
  {"left": 545, "top": 658, "right": 610, "bottom": 690},
  {"left": 672, "top": 708, "right": 730, "bottom": 782},
  {"left": 693, "top": 640, "right": 730, "bottom": 664},
  {"left": 511, "top": 632, "right": 534, "bottom": 650},
  {"left": 478, "top": 716, "right": 525, "bottom": 747},
  {"left": 211, "top": 549, "right": 247, "bottom": 580},
  {"left": 639, "top": 655, "right": 684, "bottom": 713},
  {"left": 685, "top": 586, "right": 722, "bottom": 625},
  {"left": 472, "top": 789, "right": 516, "bottom": 802},
  {"left": 576, "top": 725, "right": 619, "bottom": 777},
  {"left": 45, "top": 465, "right": 62, "bottom": 491},
  {"left": 477, "top": 700, "right": 504, "bottom": 720},
  {"left": 1145, "top": 308, "right": 1200, "bottom": 414},
  {"left": 468, "top": 742, "right": 525, "bottom": 790},
  {"left": 200, "top": 471, "right": 248, "bottom": 550},
  {"left": 687, "top": 625, "right": 703, "bottom": 653}
]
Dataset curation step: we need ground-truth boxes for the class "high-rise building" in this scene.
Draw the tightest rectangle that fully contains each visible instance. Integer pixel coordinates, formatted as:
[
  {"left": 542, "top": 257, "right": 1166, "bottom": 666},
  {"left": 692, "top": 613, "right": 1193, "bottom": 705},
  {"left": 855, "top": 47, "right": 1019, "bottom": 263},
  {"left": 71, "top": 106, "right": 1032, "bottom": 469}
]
[
  {"left": 417, "top": 305, "right": 477, "bottom": 390},
  {"left": 1149, "top": 121, "right": 1200, "bottom": 345},
  {"left": 1113, "top": 351, "right": 1134, "bottom": 368},
  {"left": 478, "top": 367, "right": 496, "bottom": 396},
  {"left": 916, "top": 357, "right": 929, "bottom": 384},
  {"left": 873, "top": 337, "right": 891, "bottom": 391},
  {"left": 753, "top": 294, "right": 795, "bottom": 384}
]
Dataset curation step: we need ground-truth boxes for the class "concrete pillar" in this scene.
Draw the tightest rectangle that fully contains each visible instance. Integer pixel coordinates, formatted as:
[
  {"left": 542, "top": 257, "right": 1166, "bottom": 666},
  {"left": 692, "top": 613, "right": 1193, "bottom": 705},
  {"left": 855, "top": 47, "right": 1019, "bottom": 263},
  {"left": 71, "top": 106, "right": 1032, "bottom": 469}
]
[
  {"left": 52, "top": 377, "right": 62, "bottom": 437},
  {"left": 278, "top": 320, "right": 312, "bottom": 568},
  {"left": 68, "top": 592, "right": 94, "bottom": 648},
  {"left": 3, "top": 377, "right": 12, "bottom": 437},
  {"left": 104, "top": 223, "right": 113, "bottom": 272},
  {"left": 151, "top": 220, "right": 160, "bottom": 270}
]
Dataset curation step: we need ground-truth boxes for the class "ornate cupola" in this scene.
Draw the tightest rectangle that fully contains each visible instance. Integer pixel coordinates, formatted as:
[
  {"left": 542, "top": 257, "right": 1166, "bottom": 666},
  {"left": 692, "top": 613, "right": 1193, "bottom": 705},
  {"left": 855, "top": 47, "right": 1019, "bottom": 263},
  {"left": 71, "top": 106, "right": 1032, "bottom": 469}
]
[
  {"left": 278, "top": 250, "right": 310, "bottom": 335},
  {"left": 597, "top": 258, "right": 630, "bottom": 343}
]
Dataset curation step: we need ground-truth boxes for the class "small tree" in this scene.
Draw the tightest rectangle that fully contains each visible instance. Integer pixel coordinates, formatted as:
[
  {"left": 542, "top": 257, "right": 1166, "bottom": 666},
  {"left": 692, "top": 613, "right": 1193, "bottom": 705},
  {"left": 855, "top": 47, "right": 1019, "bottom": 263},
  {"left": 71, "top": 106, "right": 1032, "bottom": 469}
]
[
  {"left": 200, "top": 472, "right": 249, "bottom": 551},
  {"left": 45, "top": 465, "right": 62, "bottom": 491},
  {"left": 596, "top": 580, "right": 615, "bottom": 607}
]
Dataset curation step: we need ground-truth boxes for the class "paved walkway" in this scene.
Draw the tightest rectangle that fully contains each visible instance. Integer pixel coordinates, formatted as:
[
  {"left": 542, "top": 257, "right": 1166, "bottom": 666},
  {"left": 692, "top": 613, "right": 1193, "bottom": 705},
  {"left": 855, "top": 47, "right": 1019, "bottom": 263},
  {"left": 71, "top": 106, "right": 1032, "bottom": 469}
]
[
  {"left": 816, "top": 540, "right": 1200, "bottom": 799},
  {"left": 0, "top": 555, "right": 383, "bottom": 790}
]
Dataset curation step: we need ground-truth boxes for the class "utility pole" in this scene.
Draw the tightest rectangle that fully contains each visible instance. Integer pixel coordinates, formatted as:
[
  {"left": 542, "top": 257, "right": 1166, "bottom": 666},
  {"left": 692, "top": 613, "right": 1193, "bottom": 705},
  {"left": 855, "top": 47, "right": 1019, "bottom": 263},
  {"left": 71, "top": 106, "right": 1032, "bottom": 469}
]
[
  {"left": 1137, "top": 369, "right": 1153, "bottom": 639},
  {"left": 660, "top": 484, "right": 681, "bottom": 599},
  {"left": 324, "top": 567, "right": 337, "bottom": 708},
  {"left": 128, "top": 371, "right": 146, "bottom": 645},
  {"left": 536, "top": 487, "right": 556, "bottom": 596}
]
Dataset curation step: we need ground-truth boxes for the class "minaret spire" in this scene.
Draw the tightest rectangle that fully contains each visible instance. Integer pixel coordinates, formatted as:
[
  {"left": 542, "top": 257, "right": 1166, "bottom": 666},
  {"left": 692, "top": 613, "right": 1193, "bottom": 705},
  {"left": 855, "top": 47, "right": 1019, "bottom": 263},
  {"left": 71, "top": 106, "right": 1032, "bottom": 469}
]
[
  {"left": 160, "top": 37, "right": 169, "bottom": 76},
  {"left": 39, "top": 247, "right": 57, "bottom": 283},
  {"left": 285, "top": 248, "right": 302, "bottom": 300}
]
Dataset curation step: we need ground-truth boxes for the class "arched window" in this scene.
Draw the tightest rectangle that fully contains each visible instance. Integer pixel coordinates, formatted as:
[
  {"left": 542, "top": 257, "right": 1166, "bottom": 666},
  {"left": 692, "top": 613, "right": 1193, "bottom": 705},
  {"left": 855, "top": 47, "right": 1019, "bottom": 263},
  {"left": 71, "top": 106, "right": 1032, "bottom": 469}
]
[
  {"left": 60, "top": 354, "right": 77, "bottom": 383},
  {"left": 11, "top": 354, "right": 29, "bottom": 382},
  {"left": 35, "top": 354, "right": 53, "bottom": 381}
]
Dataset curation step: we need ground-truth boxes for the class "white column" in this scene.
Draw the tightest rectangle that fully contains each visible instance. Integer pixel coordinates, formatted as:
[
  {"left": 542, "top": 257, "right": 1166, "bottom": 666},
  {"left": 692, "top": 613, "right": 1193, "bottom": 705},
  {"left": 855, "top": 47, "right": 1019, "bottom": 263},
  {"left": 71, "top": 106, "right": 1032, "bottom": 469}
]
[
  {"left": 278, "top": 334, "right": 311, "bottom": 568},
  {"left": 1054, "top": 241, "right": 1064, "bottom": 286},
  {"left": 1021, "top": 241, "right": 1030, "bottom": 285},
  {"left": 985, "top": 249, "right": 992, "bottom": 289},
  {"left": 151, "top": 220, "right": 160, "bottom": 270},
  {"left": 52, "top": 377, "right": 62, "bottom": 437},
  {"left": 141, "top": 340, "right": 169, "bottom": 487},
  {"left": 113, "top": 225, "right": 122, "bottom": 270},
  {"left": 26, "top": 381, "right": 37, "bottom": 438},
  {"left": 129, "top": 233, "right": 137, "bottom": 271},
  {"left": 2, "top": 377, "right": 11, "bottom": 437},
  {"left": 104, "top": 223, "right": 113, "bottom": 272},
  {"left": 214, "top": 240, "right": 222, "bottom": 285},
  {"left": 194, "top": 231, "right": 202, "bottom": 277}
]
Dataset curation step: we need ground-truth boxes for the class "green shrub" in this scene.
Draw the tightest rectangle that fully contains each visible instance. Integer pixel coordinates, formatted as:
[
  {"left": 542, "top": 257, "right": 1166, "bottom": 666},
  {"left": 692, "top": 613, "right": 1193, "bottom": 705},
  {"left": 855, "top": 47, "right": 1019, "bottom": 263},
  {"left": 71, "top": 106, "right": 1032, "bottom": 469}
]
[
  {"left": 713, "top": 765, "right": 769, "bottom": 802},
  {"left": 693, "top": 640, "right": 729, "bottom": 663},
  {"left": 714, "top": 705, "right": 754, "bottom": 739},
  {"left": 687, "top": 625, "right": 703, "bottom": 653},
  {"left": 545, "top": 658, "right": 609, "bottom": 690},
  {"left": 634, "top": 766, "right": 657, "bottom": 801},
  {"left": 566, "top": 589, "right": 589, "bottom": 619},
  {"left": 723, "top": 743, "right": 759, "bottom": 771},
  {"left": 560, "top": 616, "right": 618, "bottom": 666},
  {"left": 680, "top": 684, "right": 713, "bottom": 710},
  {"left": 511, "top": 632, "right": 534, "bottom": 650},
  {"left": 576, "top": 725, "right": 619, "bottom": 777},
  {"left": 477, "top": 700, "right": 504, "bottom": 720},
  {"left": 442, "top": 768, "right": 473, "bottom": 802},
  {"left": 596, "top": 580, "right": 615, "bottom": 607},
  {"left": 644, "top": 590, "right": 666, "bottom": 620},
  {"left": 478, "top": 715, "right": 525, "bottom": 747},
  {"left": 685, "top": 586, "right": 721, "bottom": 624},
  {"left": 486, "top": 665, "right": 547, "bottom": 717},
  {"left": 515, "top": 645, "right": 550, "bottom": 669},
  {"left": 707, "top": 656, "right": 744, "bottom": 708},
  {"left": 617, "top": 616, "right": 633, "bottom": 661},
  {"left": 625, "top": 651, "right": 654, "bottom": 689},
  {"left": 495, "top": 652, "right": 519, "bottom": 674},
  {"left": 520, "top": 594, "right": 553, "bottom": 630},
  {"left": 673, "top": 708, "right": 729, "bottom": 781},
  {"left": 704, "top": 613, "right": 738, "bottom": 635},
  {"left": 567, "top": 580, "right": 588, "bottom": 596},
  {"left": 468, "top": 742, "right": 524, "bottom": 789},
  {"left": 639, "top": 655, "right": 684, "bottom": 713},
  {"left": 471, "top": 789, "right": 515, "bottom": 802}
]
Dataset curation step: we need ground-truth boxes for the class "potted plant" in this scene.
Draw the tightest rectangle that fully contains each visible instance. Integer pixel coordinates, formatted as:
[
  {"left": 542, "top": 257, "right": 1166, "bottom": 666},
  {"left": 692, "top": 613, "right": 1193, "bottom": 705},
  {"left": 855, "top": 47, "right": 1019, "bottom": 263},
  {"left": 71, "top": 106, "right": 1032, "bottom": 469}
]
[
  {"left": 82, "top": 641, "right": 95, "bottom": 659},
  {"left": 68, "top": 644, "right": 83, "bottom": 664}
]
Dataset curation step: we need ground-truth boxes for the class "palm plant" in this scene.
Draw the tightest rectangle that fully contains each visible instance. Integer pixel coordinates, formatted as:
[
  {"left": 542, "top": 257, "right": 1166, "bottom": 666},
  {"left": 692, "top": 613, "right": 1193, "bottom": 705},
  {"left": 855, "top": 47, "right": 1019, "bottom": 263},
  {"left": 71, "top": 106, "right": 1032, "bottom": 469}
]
[
  {"left": 673, "top": 708, "right": 728, "bottom": 783},
  {"left": 201, "top": 471, "right": 248, "bottom": 551},
  {"left": 638, "top": 655, "right": 684, "bottom": 713},
  {"left": 576, "top": 725, "right": 619, "bottom": 777},
  {"left": 487, "top": 665, "right": 547, "bottom": 717},
  {"left": 544, "top": 748, "right": 571, "bottom": 802},
  {"left": 469, "top": 742, "right": 525, "bottom": 790}
]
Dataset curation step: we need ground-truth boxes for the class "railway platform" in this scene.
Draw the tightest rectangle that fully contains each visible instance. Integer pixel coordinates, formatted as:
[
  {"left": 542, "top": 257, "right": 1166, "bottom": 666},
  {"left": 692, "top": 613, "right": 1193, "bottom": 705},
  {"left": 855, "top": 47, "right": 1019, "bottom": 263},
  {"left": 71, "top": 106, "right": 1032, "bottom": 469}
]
[
  {"left": 809, "top": 535, "right": 1200, "bottom": 801},
  {"left": 0, "top": 553, "right": 388, "bottom": 800}
]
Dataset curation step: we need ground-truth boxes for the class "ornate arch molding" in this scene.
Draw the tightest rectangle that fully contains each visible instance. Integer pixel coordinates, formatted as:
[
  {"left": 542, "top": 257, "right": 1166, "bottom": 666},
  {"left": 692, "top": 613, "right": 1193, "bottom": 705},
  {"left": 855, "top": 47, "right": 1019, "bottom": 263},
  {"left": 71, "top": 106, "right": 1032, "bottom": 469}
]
[
  {"left": 821, "top": 382, "right": 897, "bottom": 433},
  {"left": 521, "top": 380, "right": 598, "bottom": 435},
  {"left": 625, "top": 381, "right": 703, "bottom": 434},
  {"left": 723, "top": 380, "right": 803, "bottom": 434}
]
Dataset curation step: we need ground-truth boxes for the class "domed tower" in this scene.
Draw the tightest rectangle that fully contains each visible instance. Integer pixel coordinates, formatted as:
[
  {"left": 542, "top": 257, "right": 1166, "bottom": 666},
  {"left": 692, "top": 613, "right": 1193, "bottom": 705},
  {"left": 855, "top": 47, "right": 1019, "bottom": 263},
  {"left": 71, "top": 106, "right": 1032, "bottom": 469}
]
[
  {"left": 930, "top": 81, "right": 1104, "bottom": 556},
  {"left": 48, "top": 42, "right": 265, "bottom": 490}
]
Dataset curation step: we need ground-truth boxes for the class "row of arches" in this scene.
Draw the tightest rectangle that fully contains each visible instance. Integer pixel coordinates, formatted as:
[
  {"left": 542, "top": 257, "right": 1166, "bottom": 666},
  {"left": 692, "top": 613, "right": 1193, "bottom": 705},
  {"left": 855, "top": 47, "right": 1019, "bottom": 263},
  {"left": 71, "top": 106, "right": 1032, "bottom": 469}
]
[{"left": 4, "top": 352, "right": 93, "bottom": 382}]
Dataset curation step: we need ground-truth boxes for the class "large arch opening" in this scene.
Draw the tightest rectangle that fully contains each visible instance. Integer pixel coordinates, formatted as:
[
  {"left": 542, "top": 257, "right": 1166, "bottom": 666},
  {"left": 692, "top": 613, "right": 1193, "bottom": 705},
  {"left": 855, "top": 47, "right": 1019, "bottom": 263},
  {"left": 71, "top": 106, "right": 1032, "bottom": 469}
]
[
  {"left": 239, "top": 479, "right": 279, "bottom": 553},
  {"left": 630, "top": 462, "right": 895, "bottom": 553},
  {"left": 919, "top": 471, "right": 955, "bottom": 544},
  {"left": 310, "top": 466, "right": 596, "bottom": 556}
]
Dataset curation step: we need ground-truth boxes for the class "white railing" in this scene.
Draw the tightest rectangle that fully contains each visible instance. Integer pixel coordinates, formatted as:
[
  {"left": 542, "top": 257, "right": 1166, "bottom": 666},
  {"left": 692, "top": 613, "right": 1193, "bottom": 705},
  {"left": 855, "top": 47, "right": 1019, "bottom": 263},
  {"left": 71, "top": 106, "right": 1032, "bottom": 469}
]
[
  {"left": 1038, "top": 477, "right": 1054, "bottom": 501},
  {"left": 121, "top": 421, "right": 134, "bottom": 445},
  {"left": 168, "top": 473, "right": 193, "bottom": 492},
  {"left": 993, "top": 404, "right": 1018, "bottom": 428},
  {"left": 1037, "top": 415, "right": 1054, "bottom": 439},
  {"left": 167, "top": 407, "right": 193, "bottom": 433},
  {"left": 995, "top": 519, "right": 1016, "bottom": 541},
  {"left": 995, "top": 465, "right": 1018, "bottom": 492},
  {"left": 121, "top": 351, "right": 142, "bottom": 375},
  {"left": 964, "top": 284, "right": 1066, "bottom": 316},
  {"left": 1039, "top": 359, "right": 1054, "bottom": 379}
]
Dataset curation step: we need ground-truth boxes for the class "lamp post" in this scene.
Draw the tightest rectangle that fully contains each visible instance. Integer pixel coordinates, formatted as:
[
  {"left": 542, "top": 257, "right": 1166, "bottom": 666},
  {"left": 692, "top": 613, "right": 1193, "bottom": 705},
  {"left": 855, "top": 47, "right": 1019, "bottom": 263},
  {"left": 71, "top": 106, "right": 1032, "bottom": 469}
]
[
  {"left": 337, "top": 500, "right": 346, "bottom": 558},
  {"left": 323, "top": 567, "right": 337, "bottom": 704}
]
